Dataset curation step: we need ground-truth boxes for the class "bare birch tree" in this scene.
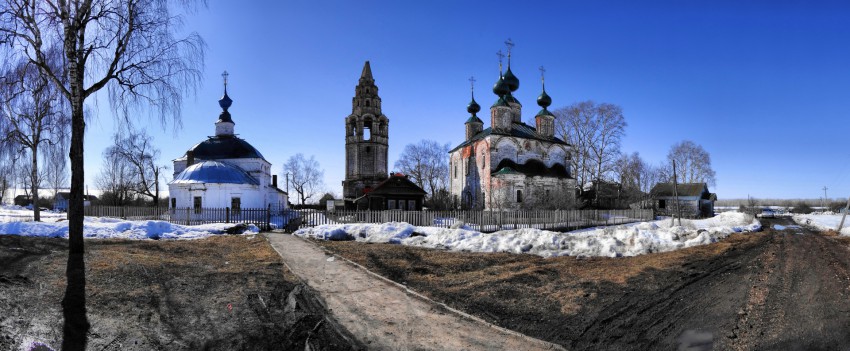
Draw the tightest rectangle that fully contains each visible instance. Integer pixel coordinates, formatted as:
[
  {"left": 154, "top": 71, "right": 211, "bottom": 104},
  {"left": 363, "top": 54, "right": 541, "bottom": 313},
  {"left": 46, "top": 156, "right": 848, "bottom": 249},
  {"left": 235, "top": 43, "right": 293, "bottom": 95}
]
[
  {"left": 1, "top": 1, "right": 203, "bottom": 348},
  {"left": 394, "top": 139, "right": 450, "bottom": 201},
  {"left": 589, "top": 103, "right": 626, "bottom": 183},
  {"left": 0, "top": 153, "right": 13, "bottom": 204},
  {"left": 0, "top": 57, "right": 69, "bottom": 220},
  {"left": 554, "top": 101, "right": 626, "bottom": 197},
  {"left": 282, "top": 154, "right": 325, "bottom": 205},
  {"left": 95, "top": 148, "right": 134, "bottom": 206},
  {"left": 44, "top": 143, "right": 69, "bottom": 198},
  {"left": 0, "top": 0, "right": 204, "bottom": 250},
  {"left": 665, "top": 140, "right": 716, "bottom": 186},
  {"left": 104, "top": 129, "right": 165, "bottom": 205}
]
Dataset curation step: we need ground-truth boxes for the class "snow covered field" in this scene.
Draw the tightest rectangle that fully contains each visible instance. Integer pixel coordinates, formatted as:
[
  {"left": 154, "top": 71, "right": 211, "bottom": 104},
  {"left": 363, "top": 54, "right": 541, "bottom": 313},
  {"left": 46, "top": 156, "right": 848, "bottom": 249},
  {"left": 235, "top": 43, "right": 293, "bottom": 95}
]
[
  {"left": 295, "top": 212, "right": 762, "bottom": 258},
  {"left": 793, "top": 212, "right": 850, "bottom": 236},
  {"left": 0, "top": 205, "right": 66, "bottom": 223},
  {"left": 0, "top": 205, "right": 258, "bottom": 239}
]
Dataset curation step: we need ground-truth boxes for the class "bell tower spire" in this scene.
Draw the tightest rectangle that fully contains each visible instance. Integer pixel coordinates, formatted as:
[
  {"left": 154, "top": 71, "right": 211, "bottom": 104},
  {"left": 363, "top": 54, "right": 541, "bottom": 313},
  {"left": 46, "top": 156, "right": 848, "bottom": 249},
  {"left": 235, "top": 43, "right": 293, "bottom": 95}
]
[{"left": 344, "top": 61, "right": 390, "bottom": 203}]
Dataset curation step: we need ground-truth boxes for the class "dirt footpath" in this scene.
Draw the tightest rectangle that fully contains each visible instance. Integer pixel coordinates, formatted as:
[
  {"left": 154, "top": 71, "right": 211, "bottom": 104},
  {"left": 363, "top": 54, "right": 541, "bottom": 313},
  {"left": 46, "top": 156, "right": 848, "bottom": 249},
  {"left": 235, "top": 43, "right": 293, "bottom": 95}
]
[
  {"left": 265, "top": 233, "right": 564, "bottom": 351},
  {"left": 317, "top": 218, "right": 850, "bottom": 350}
]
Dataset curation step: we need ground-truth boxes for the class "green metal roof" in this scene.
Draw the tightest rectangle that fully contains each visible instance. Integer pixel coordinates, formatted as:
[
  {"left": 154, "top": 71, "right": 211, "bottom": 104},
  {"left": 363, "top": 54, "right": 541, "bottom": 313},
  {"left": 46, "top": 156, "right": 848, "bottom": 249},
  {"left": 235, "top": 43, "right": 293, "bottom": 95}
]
[
  {"left": 535, "top": 108, "right": 553, "bottom": 117},
  {"left": 448, "top": 122, "right": 570, "bottom": 153},
  {"left": 492, "top": 166, "right": 521, "bottom": 176},
  {"left": 491, "top": 96, "right": 509, "bottom": 108}
]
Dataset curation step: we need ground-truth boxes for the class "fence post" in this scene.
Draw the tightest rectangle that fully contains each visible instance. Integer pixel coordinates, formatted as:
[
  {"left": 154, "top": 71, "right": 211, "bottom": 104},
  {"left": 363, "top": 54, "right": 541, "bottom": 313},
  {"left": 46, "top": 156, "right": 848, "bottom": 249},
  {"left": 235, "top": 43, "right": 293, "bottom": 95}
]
[
  {"left": 267, "top": 204, "right": 271, "bottom": 231},
  {"left": 226, "top": 207, "right": 230, "bottom": 223}
]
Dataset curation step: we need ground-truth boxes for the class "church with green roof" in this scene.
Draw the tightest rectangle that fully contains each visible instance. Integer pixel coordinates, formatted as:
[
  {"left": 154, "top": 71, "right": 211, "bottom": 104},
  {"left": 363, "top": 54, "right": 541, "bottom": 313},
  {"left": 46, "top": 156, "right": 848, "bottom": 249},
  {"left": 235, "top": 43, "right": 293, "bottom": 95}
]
[{"left": 449, "top": 41, "right": 576, "bottom": 209}]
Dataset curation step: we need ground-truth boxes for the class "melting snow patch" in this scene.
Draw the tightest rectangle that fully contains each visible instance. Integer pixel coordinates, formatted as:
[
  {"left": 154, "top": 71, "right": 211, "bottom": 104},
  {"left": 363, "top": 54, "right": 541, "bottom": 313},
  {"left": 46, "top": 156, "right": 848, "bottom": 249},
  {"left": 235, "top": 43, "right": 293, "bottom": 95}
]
[
  {"left": 295, "top": 212, "right": 761, "bottom": 258},
  {"left": 0, "top": 209, "right": 260, "bottom": 240}
]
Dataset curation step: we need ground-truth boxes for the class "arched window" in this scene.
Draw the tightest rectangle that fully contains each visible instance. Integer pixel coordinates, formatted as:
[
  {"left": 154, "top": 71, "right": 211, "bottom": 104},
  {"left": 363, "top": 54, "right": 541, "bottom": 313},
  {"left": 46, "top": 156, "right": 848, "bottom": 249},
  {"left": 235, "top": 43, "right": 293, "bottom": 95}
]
[
  {"left": 516, "top": 190, "right": 523, "bottom": 203},
  {"left": 365, "top": 100, "right": 370, "bottom": 107},
  {"left": 363, "top": 119, "right": 372, "bottom": 140}
]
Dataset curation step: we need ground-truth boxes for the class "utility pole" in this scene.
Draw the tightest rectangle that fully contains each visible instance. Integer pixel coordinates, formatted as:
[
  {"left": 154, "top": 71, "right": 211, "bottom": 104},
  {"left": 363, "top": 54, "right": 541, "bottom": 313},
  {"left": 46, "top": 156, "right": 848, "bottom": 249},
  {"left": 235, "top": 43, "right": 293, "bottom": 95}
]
[
  {"left": 837, "top": 195, "right": 850, "bottom": 232},
  {"left": 823, "top": 186, "right": 829, "bottom": 210},
  {"left": 285, "top": 172, "right": 290, "bottom": 198}
]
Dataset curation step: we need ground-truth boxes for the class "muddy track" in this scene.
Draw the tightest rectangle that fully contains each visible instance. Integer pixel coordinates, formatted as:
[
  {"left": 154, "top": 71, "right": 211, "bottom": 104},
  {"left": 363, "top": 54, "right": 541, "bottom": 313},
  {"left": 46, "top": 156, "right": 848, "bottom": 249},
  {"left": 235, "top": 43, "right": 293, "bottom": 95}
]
[{"left": 574, "top": 218, "right": 850, "bottom": 350}]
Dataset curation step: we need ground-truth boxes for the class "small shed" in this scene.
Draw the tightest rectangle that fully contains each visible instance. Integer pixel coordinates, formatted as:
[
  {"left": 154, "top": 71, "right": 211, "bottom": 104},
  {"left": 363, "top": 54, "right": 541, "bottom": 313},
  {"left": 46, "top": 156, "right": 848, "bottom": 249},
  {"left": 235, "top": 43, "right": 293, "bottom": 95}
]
[
  {"left": 355, "top": 173, "right": 427, "bottom": 211},
  {"left": 650, "top": 182, "right": 716, "bottom": 218}
]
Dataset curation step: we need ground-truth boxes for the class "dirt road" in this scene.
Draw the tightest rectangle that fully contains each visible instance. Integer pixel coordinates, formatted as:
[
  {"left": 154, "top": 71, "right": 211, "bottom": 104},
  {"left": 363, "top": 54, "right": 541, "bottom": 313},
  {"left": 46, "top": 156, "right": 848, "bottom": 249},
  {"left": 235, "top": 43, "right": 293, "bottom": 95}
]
[
  {"left": 570, "top": 217, "right": 850, "bottom": 350},
  {"left": 319, "top": 218, "right": 850, "bottom": 350},
  {"left": 265, "top": 233, "right": 564, "bottom": 351}
]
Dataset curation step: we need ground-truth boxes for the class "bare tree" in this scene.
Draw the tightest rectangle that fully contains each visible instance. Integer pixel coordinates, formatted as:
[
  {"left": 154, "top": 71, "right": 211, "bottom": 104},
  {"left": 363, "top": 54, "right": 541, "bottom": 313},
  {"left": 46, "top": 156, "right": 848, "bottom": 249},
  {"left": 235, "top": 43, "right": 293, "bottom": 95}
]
[
  {"left": 0, "top": 0, "right": 204, "bottom": 249},
  {"left": 0, "top": 57, "right": 69, "bottom": 220},
  {"left": 589, "top": 103, "right": 626, "bottom": 184},
  {"left": 43, "top": 142, "right": 69, "bottom": 198},
  {"left": 555, "top": 101, "right": 594, "bottom": 194},
  {"left": 104, "top": 129, "right": 165, "bottom": 205},
  {"left": 554, "top": 101, "right": 626, "bottom": 198},
  {"left": 0, "top": 153, "right": 13, "bottom": 204},
  {"left": 394, "top": 139, "right": 450, "bottom": 201},
  {"left": 95, "top": 147, "right": 134, "bottom": 206},
  {"left": 1, "top": 1, "right": 204, "bottom": 348},
  {"left": 282, "top": 154, "right": 324, "bottom": 205},
  {"left": 665, "top": 140, "right": 716, "bottom": 186},
  {"left": 615, "top": 152, "right": 643, "bottom": 191}
]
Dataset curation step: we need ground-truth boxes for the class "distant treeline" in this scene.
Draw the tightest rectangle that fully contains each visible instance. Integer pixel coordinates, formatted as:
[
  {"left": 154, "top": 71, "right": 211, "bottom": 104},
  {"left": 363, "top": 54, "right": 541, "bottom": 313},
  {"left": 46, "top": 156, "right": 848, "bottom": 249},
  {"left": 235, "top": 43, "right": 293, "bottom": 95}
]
[{"left": 716, "top": 198, "right": 846, "bottom": 208}]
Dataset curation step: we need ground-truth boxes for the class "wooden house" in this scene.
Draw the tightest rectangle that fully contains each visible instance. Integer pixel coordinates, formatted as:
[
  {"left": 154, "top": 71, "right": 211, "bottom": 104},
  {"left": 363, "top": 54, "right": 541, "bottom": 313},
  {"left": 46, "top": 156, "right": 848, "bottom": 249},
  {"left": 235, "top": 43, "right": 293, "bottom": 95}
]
[{"left": 650, "top": 182, "right": 716, "bottom": 218}]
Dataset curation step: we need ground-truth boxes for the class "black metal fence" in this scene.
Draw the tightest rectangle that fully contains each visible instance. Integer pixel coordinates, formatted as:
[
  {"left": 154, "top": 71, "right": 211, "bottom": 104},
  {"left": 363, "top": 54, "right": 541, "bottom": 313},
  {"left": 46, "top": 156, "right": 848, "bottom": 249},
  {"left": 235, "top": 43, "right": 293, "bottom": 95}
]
[{"left": 295, "top": 209, "right": 655, "bottom": 233}]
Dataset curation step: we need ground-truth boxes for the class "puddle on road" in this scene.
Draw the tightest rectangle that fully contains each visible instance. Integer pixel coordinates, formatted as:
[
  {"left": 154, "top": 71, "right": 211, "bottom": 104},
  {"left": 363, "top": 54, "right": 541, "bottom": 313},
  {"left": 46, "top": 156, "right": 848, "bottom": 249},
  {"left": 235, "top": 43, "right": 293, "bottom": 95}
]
[
  {"left": 772, "top": 224, "right": 805, "bottom": 234},
  {"left": 677, "top": 329, "right": 713, "bottom": 351}
]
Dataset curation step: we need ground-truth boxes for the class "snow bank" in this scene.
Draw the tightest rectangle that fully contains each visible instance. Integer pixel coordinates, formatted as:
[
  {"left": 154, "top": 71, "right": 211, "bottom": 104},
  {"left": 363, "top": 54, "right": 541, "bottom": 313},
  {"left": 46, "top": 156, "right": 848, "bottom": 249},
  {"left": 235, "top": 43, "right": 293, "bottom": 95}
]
[
  {"left": 295, "top": 212, "right": 761, "bottom": 258},
  {"left": 793, "top": 213, "right": 850, "bottom": 235},
  {"left": 0, "top": 216, "right": 259, "bottom": 240}
]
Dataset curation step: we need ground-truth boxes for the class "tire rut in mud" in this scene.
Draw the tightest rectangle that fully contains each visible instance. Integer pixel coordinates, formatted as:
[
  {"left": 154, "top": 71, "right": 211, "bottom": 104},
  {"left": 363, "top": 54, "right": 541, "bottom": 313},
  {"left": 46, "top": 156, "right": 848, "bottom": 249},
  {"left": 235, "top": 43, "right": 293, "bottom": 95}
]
[{"left": 569, "top": 234, "right": 768, "bottom": 351}]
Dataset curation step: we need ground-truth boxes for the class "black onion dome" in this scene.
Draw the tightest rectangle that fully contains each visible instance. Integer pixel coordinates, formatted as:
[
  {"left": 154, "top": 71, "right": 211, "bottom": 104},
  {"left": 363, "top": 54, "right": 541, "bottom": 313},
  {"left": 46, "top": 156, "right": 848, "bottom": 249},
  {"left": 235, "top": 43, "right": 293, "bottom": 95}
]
[
  {"left": 537, "top": 90, "right": 551, "bottom": 108},
  {"left": 219, "top": 92, "right": 232, "bottom": 111},
  {"left": 217, "top": 91, "right": 234, "bottom": 123},
  {"left": 503, "top": 67, "right": 519, "bottom": 92},
  {"left": 187, "top": 136, "right": 265, "bottom": 161},
  {"left": 493, "top": 76, "right": 510, "bottom": 96},
  {"left": 467, "top": 97, "right": 481, "bottom": 114}
]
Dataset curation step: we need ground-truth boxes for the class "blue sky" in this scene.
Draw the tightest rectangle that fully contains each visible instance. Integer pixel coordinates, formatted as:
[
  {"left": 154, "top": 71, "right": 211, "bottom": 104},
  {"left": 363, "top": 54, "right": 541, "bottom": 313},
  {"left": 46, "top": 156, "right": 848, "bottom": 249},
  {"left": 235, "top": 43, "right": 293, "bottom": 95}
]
[{"left": 83, "top": 0, "right": 850, "bottom": 200}]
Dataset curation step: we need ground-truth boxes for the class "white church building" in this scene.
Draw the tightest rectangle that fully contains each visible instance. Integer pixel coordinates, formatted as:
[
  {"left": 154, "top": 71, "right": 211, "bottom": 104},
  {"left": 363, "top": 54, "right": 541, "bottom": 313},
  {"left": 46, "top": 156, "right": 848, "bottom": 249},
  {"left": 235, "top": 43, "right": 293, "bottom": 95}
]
[{"left": 169, "top": 73, "right": 288, "bottom": 211}]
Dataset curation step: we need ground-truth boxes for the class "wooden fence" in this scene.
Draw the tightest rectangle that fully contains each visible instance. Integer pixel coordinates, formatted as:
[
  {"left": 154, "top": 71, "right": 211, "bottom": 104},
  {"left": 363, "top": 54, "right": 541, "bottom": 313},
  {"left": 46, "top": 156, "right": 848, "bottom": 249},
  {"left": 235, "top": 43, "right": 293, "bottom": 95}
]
[
  {"left": 81, "top": 206, "right": 654, "bottom": 233},
  {"left": 295, "top": 209, "right": 654, "bottom": 233},
  {"left": 83, "top": 206, "right": 294, "bottom": 231}
]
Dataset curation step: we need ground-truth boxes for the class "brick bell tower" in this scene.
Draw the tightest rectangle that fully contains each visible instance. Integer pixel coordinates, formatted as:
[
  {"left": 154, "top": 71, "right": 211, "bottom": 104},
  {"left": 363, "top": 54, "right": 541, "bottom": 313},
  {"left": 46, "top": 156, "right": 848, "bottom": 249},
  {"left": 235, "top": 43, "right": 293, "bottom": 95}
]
[{"left": 343, "top": 61, "right": 389, "bottom": 202}]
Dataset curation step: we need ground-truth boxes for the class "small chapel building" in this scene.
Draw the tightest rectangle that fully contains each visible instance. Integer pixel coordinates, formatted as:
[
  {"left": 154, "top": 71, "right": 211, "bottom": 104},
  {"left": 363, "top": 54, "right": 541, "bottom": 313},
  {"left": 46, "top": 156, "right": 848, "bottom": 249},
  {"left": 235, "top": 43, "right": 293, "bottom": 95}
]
[
  {"left": 168, "top": 74, "right": 288, "bottom": 212},
  {"left": 449, "top": 45, "right": 576, "bottom": 210}
]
